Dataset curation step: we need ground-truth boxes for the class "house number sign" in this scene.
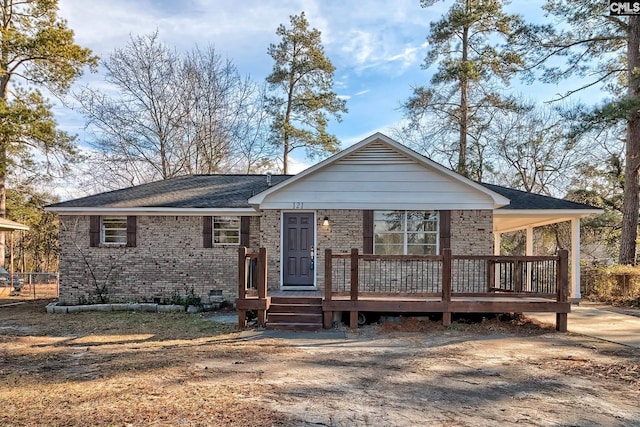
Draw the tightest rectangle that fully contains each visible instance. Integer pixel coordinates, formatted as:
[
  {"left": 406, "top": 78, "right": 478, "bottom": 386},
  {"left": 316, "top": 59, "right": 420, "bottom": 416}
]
[{"left": 292, "top": 202, "right": 304, "bottom": 209}]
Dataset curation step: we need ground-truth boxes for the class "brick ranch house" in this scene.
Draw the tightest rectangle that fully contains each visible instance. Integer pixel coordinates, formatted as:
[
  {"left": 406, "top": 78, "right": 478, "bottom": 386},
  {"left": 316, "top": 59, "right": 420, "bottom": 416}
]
[{"left": 46, "top": 133, "right": 600, "bottom": 328}]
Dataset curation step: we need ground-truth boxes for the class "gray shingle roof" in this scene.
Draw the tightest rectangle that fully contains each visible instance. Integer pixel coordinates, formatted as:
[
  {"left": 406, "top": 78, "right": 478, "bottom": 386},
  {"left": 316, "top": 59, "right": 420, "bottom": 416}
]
[
  {"left": 480, "top": 182, "right": 597, "bottom": 210},
  {"left": 48, "top": 175, "right": 292, "bottom": 209},
  {"left": 47, "top": 174, "right": 597, "bottom": 211}
]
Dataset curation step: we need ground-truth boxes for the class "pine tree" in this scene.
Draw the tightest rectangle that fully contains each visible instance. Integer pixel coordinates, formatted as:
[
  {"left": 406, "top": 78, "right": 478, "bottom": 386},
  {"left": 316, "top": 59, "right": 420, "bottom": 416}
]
[
  {"left": 0, "top": 0, "right": 97, "bottom": 263},
  {"left": 404, "top": 0, "right": 525, "bottom": 178},
  {"left": 266, "top": 12, "right": 347, "bottom": 173},
  {"left": 515, "top": 1, "right": 638, "bottom": 264}
]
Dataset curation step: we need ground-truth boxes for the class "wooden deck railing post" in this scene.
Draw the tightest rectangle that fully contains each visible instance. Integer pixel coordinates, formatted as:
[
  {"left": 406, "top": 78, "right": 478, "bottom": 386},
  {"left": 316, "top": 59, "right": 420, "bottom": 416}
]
[
  {"left": 487, "top": 259, "right": 495, "bottom": 292},
  {"left": 256, "top": 247, "right": 268, "bottom": 327},
  {"left": 556, "top": 249, "right": 569, "bottom": 332},
  {"left": 442, "top": 248, "right": 452, "bottom": 326},
  {"left": 514, "top": 260, "right": 523, "bottom": 292},
  {"left": 323, "top": 249, "right": 333, "bottom": 328},
  {"left": 349, "top": 248, "right": 359, "bottom": 329},
  {"left": 237, "top": 247, "right": 247, "bottom": 328}
]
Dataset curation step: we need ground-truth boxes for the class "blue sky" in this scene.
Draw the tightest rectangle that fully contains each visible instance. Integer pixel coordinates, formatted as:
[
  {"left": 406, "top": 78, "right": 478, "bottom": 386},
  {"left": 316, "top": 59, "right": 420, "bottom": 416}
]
[{"left": 54, "top": 0, "right": 586, "bottom": 174}]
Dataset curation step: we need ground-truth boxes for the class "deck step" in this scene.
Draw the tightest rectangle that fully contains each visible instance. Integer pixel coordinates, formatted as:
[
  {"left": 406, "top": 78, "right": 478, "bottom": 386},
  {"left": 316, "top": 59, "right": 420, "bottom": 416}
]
[
  {"left": 269, "top": 303, "right": 323, "bottom": 314},
  {"left": 270, "top": 296, "right": 322, "bottom": 305},
  {"left": 268, "top": 313, "right": 323, "bottom": 323},
  {"left": 267, "top": 296, "right": 324, "bottom": 331}
]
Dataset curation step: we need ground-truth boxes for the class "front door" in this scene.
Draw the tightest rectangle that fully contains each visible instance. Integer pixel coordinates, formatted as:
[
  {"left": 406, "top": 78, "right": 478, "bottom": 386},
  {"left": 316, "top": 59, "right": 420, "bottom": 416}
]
[{"left": 282, "top": 212, "right": 315, "bottom": 288}]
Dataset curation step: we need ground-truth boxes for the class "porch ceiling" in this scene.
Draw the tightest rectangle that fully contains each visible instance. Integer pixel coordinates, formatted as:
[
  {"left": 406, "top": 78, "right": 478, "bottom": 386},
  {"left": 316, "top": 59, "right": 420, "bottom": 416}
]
[{"left": 493, "top": 209, "right": 602, "bottom": 234}]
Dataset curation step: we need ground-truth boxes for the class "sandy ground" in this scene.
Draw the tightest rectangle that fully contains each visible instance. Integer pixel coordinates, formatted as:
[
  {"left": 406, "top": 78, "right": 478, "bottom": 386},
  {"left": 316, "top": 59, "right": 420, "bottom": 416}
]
[{"left": 1, "top": 300, "right": 639, "bottom": 426}]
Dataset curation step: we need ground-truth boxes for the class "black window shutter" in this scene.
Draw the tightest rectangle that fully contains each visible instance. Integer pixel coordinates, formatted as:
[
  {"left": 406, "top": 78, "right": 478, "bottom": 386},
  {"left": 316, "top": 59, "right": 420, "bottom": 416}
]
[
  {"left": 240, "top": 216, "right": 250, "bottom": 247},
  {"left": 363, "top": 210, "right": 374, "bottom": 254},
  {"left": 89, "top": 216, "right": 100, "bottom": 247},
  {"left": 439, "top": 210, "right": 451, "bottom": 253},
  {"left": 203, "top": 216, "right": 213, "bottom": 248},
  {"left": 126, "top": 216, "right": 137, "bottom": 247}
]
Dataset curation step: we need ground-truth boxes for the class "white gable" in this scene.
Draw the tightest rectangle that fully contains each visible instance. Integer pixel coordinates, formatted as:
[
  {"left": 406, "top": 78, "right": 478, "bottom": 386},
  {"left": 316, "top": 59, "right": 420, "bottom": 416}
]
[{"left": 249, "top": 133, "right": 509, "bottom": 210}]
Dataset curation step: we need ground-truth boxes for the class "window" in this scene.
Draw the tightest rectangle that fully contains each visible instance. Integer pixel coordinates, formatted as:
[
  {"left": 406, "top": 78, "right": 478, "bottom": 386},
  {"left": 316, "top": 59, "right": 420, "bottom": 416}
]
[
  {"left": 213, "top": 216, "right": 240, "bottom": 244},
  {"left": 374, "top": 211, "right": 438, "bottom": 255},
  {"left": 101, "top": 216, "right": 128, "bottom": 245}
]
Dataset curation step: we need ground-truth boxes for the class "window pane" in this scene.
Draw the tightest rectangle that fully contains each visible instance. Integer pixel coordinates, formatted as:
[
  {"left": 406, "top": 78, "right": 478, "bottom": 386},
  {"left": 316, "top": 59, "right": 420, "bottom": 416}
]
[
  {"left": 374, "top": 211, "right": 404, "bottom": 233},
  {"left": 375, "top": 233, "right": 404, "bottom": 245},
  {"left": 214, "top": 217, "right": 240, "bottom": 229},
  {"left": 102, "top": 216, "right": 127, "bottom": 245},
  {"left": 407, "top": 244, "right": 437, "bottom": 255},
  {"left": 407, "top": 211, "right": 438, "bottom": 231},
  {"left": 373, "top": 210, "right": 439, "bottom": 255},
  {"left": 375, "top": 244, "right": 404, "bottom": 255},
  {"left": 407, "top": 232, "right": 437, "bottom": 245},
  {"left": 214, "top": 230, "right": 239, "bottom": 244},
  {"left": 213, "top": 216, "right": 240, "bottom": 245}
]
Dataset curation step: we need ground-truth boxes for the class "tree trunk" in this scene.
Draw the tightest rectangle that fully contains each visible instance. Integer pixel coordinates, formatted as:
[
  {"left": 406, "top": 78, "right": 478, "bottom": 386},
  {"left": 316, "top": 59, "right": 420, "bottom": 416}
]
[
  {"left": 620, "top": 16, "right": 640, "bottom": 265},
  {"left": 0, "top": 74, "right": 10, "bottom": 268},
  {"left": 457, "top": 7, "right": 470, "bottom": 178}
]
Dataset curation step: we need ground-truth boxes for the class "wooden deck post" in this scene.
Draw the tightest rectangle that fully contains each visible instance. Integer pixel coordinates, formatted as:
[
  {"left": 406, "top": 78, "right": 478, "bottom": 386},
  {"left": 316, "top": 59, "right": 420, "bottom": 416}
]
[
  {"left": 237, "top": 247, "right": 247, "bottom": 328},
  {"left": 486, "top": 259, "right": 495, "bottom": 292},
  {"left": 556, "top": 249, "right": 569, "bottom": 332},
  {"left": 514, "top": 260, "right": 523, "bottom": 292},
  {"left": 350, "top": 248, "right": 359, "bottom": 329},
  {"left": 442, "top": 248, "right": 452, "bottom": 326},
  {"left": 256, "top": 247, "right": 268, "bottom": 327},
  {"left": 323, "top": 249, "right": 333, "bottom": 328}
]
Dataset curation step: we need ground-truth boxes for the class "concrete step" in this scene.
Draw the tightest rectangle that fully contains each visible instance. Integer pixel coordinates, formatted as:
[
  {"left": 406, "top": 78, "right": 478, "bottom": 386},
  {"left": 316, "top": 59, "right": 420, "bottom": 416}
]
[{"left": 265, "top": 323, "right": 323, "bottom": 331}]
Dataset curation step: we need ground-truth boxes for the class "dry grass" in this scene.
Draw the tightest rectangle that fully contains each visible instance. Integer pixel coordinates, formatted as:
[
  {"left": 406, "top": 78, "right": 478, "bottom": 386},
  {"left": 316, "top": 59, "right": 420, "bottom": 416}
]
[
  {"left": 0, "top": 282, "right": 59, "bottom": 301},
  {"left": 0, "top": 300, "right": 294, "bottom": 426},
  {"left": 2, "top": 300, "right": 640, "bottom": 426}
]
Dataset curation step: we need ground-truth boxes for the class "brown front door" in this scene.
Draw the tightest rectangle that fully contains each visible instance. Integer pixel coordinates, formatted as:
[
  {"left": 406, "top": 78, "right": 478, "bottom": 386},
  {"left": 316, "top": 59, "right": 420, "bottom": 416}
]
[{"left": 282, "top": 212, "right": 315, "bottom": 288}]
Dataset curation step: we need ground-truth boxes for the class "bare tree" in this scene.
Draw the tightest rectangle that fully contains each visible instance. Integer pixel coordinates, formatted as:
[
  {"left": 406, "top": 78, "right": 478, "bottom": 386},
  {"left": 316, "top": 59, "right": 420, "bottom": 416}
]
[
  {"left": 487, "top": 103, "right": 585, "bottom": 195},
  {"left": 76, "top": 32, "right": 273, "bottom": 190}
]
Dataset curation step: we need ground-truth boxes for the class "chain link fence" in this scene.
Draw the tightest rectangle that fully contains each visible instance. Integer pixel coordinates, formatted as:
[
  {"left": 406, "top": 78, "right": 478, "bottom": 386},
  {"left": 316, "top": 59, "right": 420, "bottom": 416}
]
[{"left": 0, "top": 272, "right": 59, "bottom": 300}]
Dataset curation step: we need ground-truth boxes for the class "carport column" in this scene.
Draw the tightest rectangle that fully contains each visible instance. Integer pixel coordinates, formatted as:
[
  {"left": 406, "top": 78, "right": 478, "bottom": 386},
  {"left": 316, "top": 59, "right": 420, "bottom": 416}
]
[
  {"left": 525, "top": 226, "right": 534, "bottom": 291},
  {"left": 571, "top": 218, "right": 581, "bottom": 301},
  {"left": 493, "top": 232, "right": 501, "bottom": 289}
]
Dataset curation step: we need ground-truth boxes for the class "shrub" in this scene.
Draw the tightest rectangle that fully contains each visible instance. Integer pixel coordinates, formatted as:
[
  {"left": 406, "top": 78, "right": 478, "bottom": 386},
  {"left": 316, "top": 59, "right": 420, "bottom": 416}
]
[{"left": 582, "top": 265, "right": 640, "bottom": 305}]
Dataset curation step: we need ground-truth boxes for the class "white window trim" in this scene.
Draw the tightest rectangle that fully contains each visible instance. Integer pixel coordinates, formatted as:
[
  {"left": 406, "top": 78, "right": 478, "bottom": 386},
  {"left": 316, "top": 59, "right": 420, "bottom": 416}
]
[
  {"left": 373, "top": 210, "right": 439, "bottom": 255},
  {"left": 101, "top": 216, "right": 127, "bottom": 246}
]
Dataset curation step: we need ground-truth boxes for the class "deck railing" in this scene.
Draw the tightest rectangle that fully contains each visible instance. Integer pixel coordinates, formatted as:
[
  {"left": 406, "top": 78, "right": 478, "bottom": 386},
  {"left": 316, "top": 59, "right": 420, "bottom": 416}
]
[
  {"left": 325, "top": 249, "right": 568, "bottom": 298},
  {"left": 236, "top": 247, "right": 269, "bottom": 327}
]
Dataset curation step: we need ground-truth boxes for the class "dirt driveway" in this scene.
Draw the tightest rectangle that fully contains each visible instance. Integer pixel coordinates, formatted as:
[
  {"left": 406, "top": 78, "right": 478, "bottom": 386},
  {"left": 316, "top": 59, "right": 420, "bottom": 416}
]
[{"left": 1, "top": 300, "right": 639, "bottom": 426}]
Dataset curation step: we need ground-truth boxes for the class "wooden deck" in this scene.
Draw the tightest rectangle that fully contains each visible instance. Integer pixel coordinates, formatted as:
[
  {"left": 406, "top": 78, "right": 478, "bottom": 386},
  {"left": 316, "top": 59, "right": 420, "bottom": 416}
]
[{"left": 236, "top": 247, "right": 571, "bottom": 332}]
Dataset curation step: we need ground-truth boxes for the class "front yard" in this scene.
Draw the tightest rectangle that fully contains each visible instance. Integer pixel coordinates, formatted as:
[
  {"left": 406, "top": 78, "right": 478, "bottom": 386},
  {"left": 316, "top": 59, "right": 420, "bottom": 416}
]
[{"left": 1, "top": 299, "right": 639, "bottom": 426}]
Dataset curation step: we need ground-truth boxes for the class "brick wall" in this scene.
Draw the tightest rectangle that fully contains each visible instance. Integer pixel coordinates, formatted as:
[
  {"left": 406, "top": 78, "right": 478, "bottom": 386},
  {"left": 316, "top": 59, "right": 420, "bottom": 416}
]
[
  {"left": 450, "top": 210, "right": 493, "bottom": 291},
  {"left": 58, "top": 209, "right": 494, "bottom": 303},
  {"left": 58, "top": 215, "right": 257, "bottom": 305},
  {"left": 451, "top": 210, "right": 493, "bottom": 255}
]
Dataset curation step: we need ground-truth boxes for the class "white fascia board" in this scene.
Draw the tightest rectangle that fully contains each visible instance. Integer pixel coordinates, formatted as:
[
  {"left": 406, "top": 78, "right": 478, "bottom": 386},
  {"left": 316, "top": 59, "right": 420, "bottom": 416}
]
[
  {"left": 257, "top": 201, "right": 497, "bottom": 210},
  {"left": 494, "top": 209, "right": 603, "bottom": 233},
  {"left": 248, "top": 132, "right": 510, "bottom": 208},
  {"left": 44, "top": 207, "right": 260, "bottom": 216},
  {"left": 494, "top": 209, "right": 603, "bottom": 217}
]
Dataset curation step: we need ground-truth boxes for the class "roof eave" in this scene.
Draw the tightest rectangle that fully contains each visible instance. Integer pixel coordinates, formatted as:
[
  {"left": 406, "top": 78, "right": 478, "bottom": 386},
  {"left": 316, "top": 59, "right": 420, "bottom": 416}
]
[
  {"left": 45, "top": 207, "right": 260, "bottom": 216},
  {"left": 494, "top": 209, "right": 604, "bottom": 217}
]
